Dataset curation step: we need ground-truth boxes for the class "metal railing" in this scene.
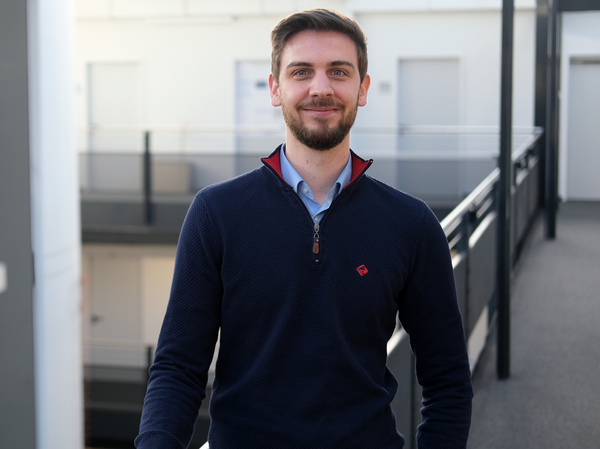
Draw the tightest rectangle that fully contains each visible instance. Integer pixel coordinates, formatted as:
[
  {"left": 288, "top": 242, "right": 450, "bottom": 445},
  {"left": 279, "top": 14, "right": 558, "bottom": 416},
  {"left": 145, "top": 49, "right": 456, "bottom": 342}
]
[
  {"left": 385, "top": 128, "right": 542, "bottom": 448},
  {"left": 77, "top": 125, "right": 541, "bottom": 154},
  {"left": 83, "top": 338, "right": 153, "bottom": 366},
  {"left": 79, "top": 125, "right": 540, "bottom": 218}
]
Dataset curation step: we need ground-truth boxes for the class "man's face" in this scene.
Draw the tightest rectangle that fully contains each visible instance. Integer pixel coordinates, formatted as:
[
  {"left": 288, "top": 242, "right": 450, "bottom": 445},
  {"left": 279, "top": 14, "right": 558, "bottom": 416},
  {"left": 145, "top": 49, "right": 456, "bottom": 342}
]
[{"left": 269, "top": 30, "right": 370, "bottom": 151}]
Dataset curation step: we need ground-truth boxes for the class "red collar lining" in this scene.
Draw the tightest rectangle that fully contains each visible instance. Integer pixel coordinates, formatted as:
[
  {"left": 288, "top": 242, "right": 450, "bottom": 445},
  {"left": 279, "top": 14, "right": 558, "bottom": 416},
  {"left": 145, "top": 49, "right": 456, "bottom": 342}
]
[
  {"left": 261, "top": 147, "right": 371, "bottom": 188},
  {"left": 348, "top": 154, "right": 370, "bottom": 186},
  {"left": 261, "top": 148, "right": 289, "bottom": 186}
]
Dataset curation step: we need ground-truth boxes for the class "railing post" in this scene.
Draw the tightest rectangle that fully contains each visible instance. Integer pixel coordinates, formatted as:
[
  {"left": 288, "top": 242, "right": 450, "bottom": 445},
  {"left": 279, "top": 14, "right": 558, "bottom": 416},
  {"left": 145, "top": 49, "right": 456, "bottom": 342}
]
[
  {"left": 145, "top": 345, "right": 154, "bottom": 392},
  {"left": 544, "top": 0, "right": 559, "bottom": 239},
  {"left": 459, "top": 210, "right": 473, "bottom": 339},
  {"left": 144, "top": 130, "right": 153, "bottom": 225},
  {"left": 497, "top": 0, "right": 514, "bottom": 380},
  {"left": 535, "top": 0, "right": 549, "bottom": 209},
  {"left": 410, "top": 354, "right": 419, "bottom": 449}
]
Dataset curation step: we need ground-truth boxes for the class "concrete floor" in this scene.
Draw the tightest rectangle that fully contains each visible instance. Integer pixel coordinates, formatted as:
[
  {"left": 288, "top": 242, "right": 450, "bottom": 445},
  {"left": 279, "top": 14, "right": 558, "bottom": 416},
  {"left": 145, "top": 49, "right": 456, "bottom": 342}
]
[{"left": 468, "top": 202, "right": 600, "bottom": 448}]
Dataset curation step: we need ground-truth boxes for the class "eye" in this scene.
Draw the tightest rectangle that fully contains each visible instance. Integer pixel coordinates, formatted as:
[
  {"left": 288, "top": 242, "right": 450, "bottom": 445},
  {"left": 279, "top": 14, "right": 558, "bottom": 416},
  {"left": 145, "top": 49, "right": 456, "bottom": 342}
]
[
  {"left": 294, "top": 69, "right": 309, "bottom": 76},
  {"left": 332, "top": 69, "right": 345, "bottom": 76}
]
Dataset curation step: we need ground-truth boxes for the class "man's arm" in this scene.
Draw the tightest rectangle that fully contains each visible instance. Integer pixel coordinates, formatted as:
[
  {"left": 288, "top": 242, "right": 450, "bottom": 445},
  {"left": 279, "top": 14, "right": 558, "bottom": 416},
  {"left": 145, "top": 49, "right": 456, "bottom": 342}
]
[
  {"left": 397, "top": 204, "right": 473, "bottom": 448},
  {"left": 135, "top": 195, "right": 222, "bottom": 449}
]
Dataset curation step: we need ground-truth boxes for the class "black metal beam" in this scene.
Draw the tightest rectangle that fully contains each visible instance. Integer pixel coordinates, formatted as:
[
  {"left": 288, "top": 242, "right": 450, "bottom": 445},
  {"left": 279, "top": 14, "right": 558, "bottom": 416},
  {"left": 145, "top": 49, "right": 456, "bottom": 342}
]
[
  {"left": 534, "top": 0, "right": 549, "bottom": 208},
  {"left": 82, "top": 226, "right": 180, "bottom": 245},
  {"left": 559, "top": 0, "right": 600, "bottom": 11},
  {"left": 544, "top": 1, "right": 560, "bottom": 239},
  {"left": 497, "top": 0, "right": 514, "bottom": 380},
  {"left": 143, "top": 131, "right": 153, "bottom": 224}
]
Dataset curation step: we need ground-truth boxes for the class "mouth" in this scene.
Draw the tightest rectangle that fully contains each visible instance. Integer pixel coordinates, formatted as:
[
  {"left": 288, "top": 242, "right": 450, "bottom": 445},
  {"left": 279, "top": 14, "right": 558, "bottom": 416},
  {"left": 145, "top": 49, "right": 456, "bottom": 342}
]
[
  {"left": 301, "top": 107, "right": 339, "bottom": 116},
  {"left": 299, "top": 103, "right": 343, "bottom": 119},
  {"left": 298, "top": 99, "right": 344, "bottom": 115}
]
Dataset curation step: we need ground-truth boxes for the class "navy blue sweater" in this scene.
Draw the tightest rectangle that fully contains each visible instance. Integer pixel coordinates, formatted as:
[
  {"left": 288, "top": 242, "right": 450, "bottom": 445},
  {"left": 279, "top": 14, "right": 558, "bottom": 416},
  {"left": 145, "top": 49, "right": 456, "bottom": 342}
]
[{"left": 136, "top": 147, "right": 472, "bottom": 448}]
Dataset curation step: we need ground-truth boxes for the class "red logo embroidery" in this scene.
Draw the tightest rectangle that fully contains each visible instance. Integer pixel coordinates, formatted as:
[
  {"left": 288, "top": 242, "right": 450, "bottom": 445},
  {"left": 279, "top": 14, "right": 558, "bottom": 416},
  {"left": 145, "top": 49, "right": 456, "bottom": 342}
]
[{"left": 356, "top": 265, "right": 368, "bottom": 276}]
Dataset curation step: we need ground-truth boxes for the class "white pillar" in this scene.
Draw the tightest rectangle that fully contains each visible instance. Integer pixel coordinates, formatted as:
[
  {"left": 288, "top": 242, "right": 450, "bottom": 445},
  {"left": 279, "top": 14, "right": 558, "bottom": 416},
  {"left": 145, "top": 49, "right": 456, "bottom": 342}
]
[{"left": 27, "top": 0, "right": 83, "bottom": 447}]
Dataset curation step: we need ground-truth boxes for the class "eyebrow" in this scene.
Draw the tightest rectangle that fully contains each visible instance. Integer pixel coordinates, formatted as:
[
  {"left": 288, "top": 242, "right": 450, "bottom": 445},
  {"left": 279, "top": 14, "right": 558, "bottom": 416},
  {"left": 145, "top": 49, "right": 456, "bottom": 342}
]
[
  {"left": 329, "top": 60, "right": 355, "bottom": 70},
  {"left": 285, "top": 60, "right": 356, "bottom": 70}
]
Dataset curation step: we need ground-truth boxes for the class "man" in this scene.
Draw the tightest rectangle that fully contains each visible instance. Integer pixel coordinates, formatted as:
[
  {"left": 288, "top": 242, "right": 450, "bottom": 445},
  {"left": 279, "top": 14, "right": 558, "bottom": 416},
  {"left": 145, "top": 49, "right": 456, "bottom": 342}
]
[{"left": 136, "top": 9, "right": 472, "bottom": 449}]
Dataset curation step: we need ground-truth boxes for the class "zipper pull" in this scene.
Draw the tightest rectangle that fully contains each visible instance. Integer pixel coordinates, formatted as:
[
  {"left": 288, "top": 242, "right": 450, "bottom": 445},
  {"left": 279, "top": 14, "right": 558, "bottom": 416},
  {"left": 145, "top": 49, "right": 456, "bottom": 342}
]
[{"left": 313, "top": 223, "right": 320, "bottom": 260}]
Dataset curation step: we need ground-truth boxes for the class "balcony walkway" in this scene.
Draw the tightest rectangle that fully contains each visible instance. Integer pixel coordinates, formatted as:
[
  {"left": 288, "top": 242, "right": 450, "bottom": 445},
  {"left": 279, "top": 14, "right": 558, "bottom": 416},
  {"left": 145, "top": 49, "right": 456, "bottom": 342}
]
[{"left": 467, "top": 201, "right": 600, "bottom": 448}]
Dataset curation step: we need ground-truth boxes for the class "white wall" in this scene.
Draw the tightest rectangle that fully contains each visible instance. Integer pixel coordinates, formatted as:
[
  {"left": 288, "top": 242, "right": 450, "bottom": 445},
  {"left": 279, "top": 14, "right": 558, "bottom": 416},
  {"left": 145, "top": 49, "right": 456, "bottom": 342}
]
[
  {"left": 346, "top": 0, "right": 536, "bottom": 12},
  {"left": 75, "top": 0, "right": 345, "bottom": 133},
  {"left": 75, "top": 2, "right": 537, "bottom": 151},
  {"left": 353, "top": 9, "right": 535, "bottom": 130},
  {"left": 76, "top": 0, "right": 346, "bottom": 18},
  {"left": 559, "top": 11, "right": 600, "bottom": 201},
  {"left": 28, "top": 0, "right": 83, "bottom": 448}
]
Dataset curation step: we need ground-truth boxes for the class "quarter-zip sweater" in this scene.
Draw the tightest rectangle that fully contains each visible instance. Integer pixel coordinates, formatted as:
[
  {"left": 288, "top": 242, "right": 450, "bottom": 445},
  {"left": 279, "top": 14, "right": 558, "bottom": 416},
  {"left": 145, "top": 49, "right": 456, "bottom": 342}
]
[{"left": 136, "top": 146, "right": 473, "bottom": 449}]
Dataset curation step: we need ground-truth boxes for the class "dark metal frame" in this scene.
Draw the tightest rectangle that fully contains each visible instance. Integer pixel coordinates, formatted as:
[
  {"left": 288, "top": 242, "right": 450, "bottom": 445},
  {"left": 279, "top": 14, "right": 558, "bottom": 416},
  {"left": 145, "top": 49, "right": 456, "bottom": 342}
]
[
  {"left": 497, "top": 0, "right": 515, "bottom": 380},
  {"left": 558, "top": 0, "right": 600, "bottom": 11},
  {"left": 545, "top": 0, "right": 561, "bottom": 238},
  {"left": 144, "top": 130, "right": 154, "bottom": 225}
]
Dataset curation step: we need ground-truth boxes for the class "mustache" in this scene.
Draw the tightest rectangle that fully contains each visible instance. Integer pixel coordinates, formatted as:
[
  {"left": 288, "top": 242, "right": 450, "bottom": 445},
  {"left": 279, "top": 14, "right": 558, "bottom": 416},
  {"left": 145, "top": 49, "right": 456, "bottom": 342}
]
[{"left": 297, "top": 99, "right": 345, "bottom": 110}]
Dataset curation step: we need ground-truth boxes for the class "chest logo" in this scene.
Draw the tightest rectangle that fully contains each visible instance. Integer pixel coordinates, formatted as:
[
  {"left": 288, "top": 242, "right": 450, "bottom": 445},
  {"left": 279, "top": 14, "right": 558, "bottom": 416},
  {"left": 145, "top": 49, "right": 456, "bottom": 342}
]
[{"left": 356, "top": 265, "right": 369, "bottom": 276}]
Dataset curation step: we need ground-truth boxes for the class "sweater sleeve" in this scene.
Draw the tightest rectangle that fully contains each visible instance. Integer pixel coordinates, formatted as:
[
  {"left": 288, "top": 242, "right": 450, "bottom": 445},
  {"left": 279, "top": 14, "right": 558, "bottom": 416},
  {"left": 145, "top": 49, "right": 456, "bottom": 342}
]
[
  {"left": 397, "top": 203, "right": 473, "bottom": 449},
  {"left": 135, "top": 194, "right": 223, "bottom": 449}
]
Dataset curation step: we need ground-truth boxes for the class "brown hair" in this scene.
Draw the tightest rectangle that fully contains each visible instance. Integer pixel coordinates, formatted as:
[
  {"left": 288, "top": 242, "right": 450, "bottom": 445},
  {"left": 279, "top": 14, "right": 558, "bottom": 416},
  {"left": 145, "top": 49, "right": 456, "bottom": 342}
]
[{"left": 270, "top": 9, "right": 368, "bottom": 83}]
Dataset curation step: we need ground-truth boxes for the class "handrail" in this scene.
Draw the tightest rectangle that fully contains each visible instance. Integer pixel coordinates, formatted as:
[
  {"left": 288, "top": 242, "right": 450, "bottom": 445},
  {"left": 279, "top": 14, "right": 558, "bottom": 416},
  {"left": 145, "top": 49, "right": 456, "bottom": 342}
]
[
  {"left": 440, "top": 128, "right": 543, "bottom": 235},
  {"left": 385, "top": 165, "right": 499, "bottom": 360},
  {"left": 440, "top": 168, "right": 500, "bottom": 235},
  {"left": 79, "top": 149, "right": 502, "bottom": 159},
  {"left": 386, "top": 327, "right": 409, "bottom": 355},
  {"left": 83, "top": 338, "right": 155, "bottom": 348},
  {"left": 512, "top": 127, "right": 543, "bottom": 162}
]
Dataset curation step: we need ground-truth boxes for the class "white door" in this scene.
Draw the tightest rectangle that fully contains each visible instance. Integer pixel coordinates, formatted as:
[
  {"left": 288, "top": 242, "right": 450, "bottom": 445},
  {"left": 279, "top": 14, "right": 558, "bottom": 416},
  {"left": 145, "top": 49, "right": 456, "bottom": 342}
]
[
  {"left": 141, "top": 257, "right": 175, "bottom": 347},
  {"left": 235, "top": 61, "right": 284, "bottom": 153},
  {"left": 397, "top": 59, "right": 460, "bottom": 128},
  {"left": 566, "top": 58, "right": 600, "bottom": 200},
  {"left": 397, "top": 58, "right": 460, "bottom": 152},
  {"left": 89, "top": 254, "right": 142, "bottom": 367},
  {"left": 396, "top": 59, "right": 461, "bottom": 199}
]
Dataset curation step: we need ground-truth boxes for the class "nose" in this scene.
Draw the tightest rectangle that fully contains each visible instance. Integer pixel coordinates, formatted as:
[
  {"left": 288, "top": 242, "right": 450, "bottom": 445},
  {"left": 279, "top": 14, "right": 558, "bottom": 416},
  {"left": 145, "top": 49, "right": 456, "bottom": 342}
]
[{"left": 309, "top": 71, "right": 334, "bottom": 97}]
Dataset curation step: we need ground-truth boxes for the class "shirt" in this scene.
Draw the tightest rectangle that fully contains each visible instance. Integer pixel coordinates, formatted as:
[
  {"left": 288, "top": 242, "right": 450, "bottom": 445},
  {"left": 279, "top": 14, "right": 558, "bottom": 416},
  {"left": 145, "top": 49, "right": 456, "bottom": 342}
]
[{"left": 279, "top": 145, "right": 353, "bottom": 224}]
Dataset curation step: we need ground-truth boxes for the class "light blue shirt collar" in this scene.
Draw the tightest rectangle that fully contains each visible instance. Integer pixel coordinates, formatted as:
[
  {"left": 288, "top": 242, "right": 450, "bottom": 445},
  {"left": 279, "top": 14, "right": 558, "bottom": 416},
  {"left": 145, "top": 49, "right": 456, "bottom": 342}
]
[{"left": 279, "top": 145, "right": 352, "bottom": 223}]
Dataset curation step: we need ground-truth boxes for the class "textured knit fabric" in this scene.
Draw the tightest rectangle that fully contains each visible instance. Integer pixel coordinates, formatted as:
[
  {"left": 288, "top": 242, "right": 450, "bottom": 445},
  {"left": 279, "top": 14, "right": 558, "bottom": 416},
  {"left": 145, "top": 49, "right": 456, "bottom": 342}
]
[{"left": 135, "top": 146, "right": 473, "bottom": 449}]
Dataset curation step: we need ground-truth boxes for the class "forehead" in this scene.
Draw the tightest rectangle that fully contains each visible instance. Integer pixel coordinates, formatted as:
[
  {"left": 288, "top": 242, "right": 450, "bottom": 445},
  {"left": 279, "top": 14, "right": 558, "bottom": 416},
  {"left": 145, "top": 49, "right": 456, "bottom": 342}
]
[{"left": 281, "top": 30, "right": 359, "bottom": 67}]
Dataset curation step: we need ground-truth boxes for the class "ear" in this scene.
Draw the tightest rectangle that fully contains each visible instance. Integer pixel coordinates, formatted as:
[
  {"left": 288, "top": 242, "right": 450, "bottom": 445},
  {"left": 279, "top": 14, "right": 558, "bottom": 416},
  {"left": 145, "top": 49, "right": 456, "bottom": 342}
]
[
  {"left": 269, "top": 73, "right": 281, "bottom": 107},
  {"left": 358, "top": 74, "right": 371, "bottom": 107}
]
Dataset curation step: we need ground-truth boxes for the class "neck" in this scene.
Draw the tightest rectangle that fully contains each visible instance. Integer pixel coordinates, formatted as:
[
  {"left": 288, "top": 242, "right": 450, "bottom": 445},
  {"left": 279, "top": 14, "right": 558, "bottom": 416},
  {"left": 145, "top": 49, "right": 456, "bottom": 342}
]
[{"left": 284, "top": 132, "right": 350, "bottom": 206}]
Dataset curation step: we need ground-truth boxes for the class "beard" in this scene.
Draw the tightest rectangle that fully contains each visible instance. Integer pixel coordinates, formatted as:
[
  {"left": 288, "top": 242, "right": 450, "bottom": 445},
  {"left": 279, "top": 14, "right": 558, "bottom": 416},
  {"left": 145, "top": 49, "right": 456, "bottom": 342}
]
[{"left": 281, "top": 97, "right": 358, "bottom": 151}]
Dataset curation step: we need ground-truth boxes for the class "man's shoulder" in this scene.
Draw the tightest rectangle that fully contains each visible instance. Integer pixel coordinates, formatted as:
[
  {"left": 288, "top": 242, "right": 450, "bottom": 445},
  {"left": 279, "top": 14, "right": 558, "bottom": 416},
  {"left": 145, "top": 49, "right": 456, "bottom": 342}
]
[
  {"left": 357, "top": 174, "right": 444, "bottom": 238},
  {"left": 361, "top": 174, "right": 430, "bottom": 213},
  {"left": 181, "top": 166, "right": 271, "bottom": 236},
  {"left": 196, "top": 165, "right": 268, "bottom": 203}
]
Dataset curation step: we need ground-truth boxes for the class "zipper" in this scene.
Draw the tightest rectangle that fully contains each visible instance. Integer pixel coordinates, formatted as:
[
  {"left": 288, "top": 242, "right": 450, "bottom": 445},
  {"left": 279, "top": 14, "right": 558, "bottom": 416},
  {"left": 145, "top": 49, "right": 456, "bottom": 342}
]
[
  {"left": 261, "top": 150, "right": 373, "bottom": 265},
  {"left": 313, "top": 223, "right": 320, "bottom": 263}
]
